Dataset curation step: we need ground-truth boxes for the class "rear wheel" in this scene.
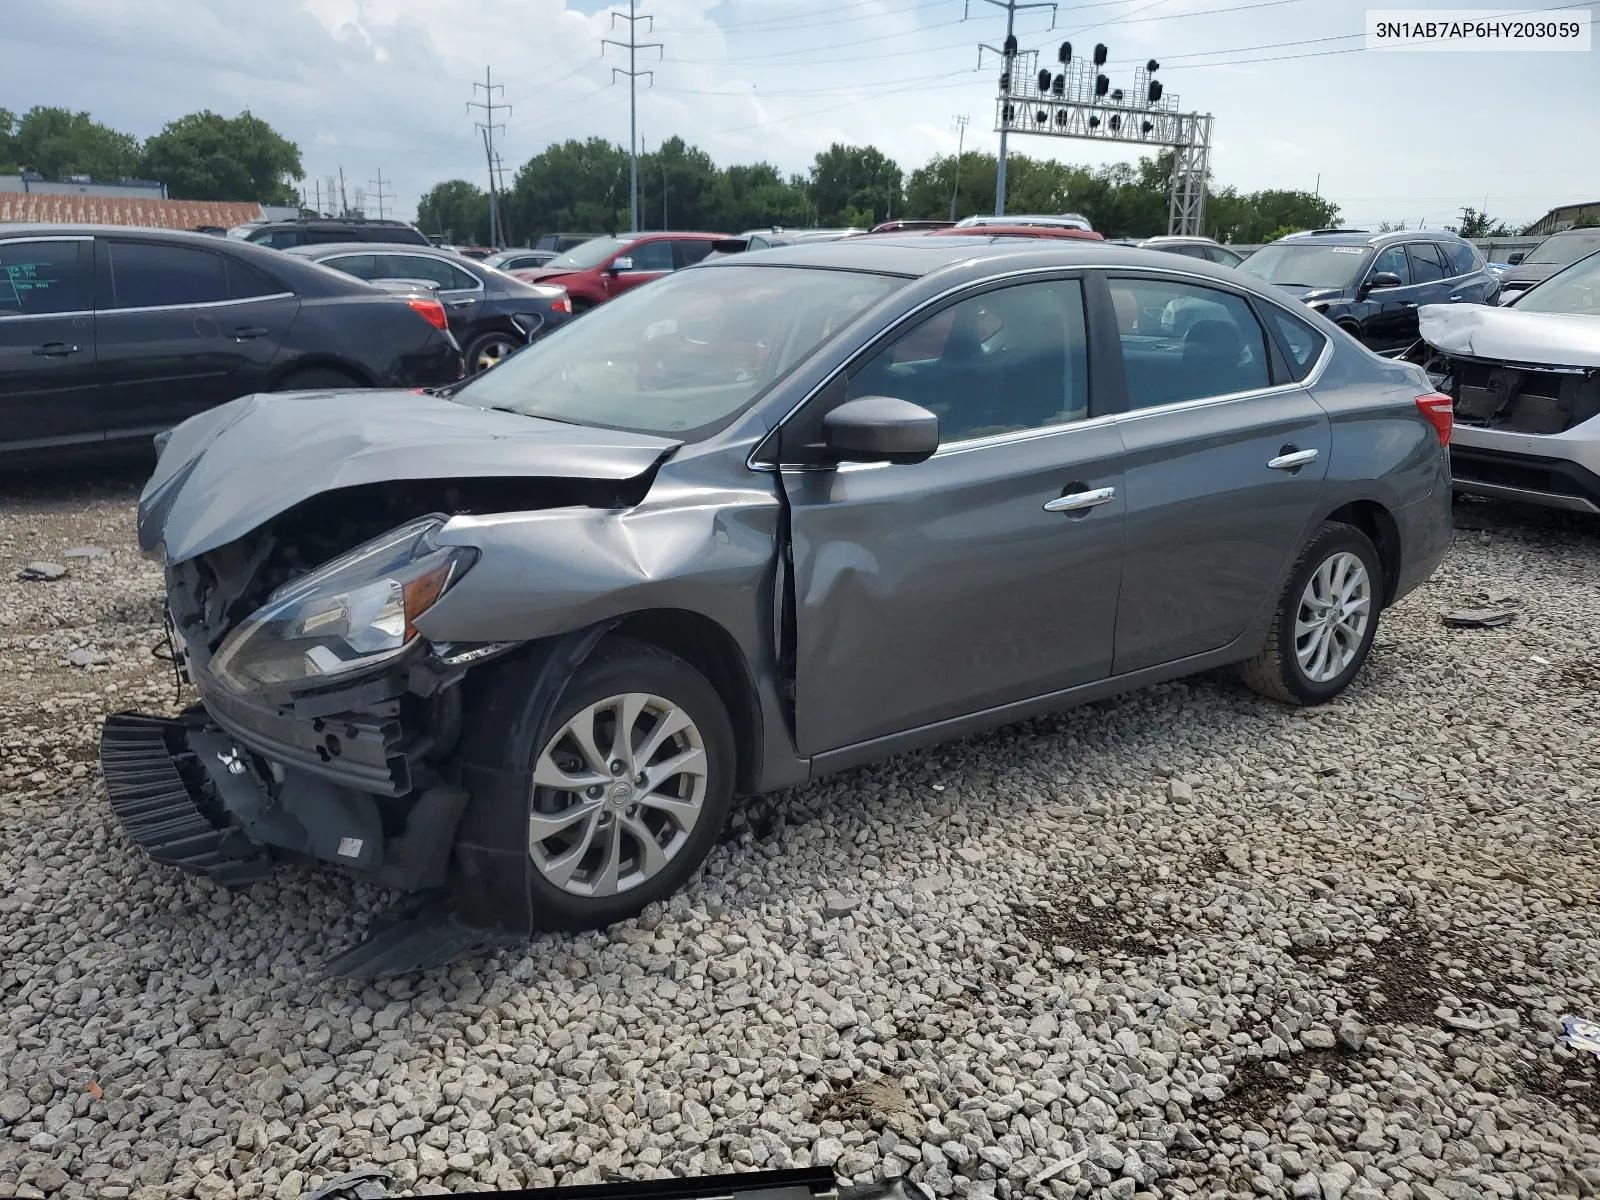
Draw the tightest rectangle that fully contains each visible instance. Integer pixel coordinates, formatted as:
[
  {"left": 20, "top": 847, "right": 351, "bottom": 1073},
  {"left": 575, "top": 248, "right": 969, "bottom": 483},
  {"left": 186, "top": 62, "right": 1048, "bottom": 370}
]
[
  {"left": 466, "top": 330, "right": 522, "bottom": 374},
  {"left": 270, "top": 366, "right": 362, "bottom": 391},
  {"left": 452, "top": 638, "right": 735, "bottom": 932},
  {"left": 1237, "top": 521, "right": 1383, "bottom": 705}
]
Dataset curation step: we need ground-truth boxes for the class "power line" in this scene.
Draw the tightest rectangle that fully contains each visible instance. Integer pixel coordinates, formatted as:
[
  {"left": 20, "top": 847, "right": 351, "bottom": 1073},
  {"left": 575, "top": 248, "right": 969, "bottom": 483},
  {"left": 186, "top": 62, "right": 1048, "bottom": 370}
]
[
  {"left": 468, "top": 66, "right": 510, "bottom": 247},
  {"left": 604, "top": 0, "right": 663, "bottom": 233},
  {"left": 367, "top": 168, "right": 393, "bottom": 221}
]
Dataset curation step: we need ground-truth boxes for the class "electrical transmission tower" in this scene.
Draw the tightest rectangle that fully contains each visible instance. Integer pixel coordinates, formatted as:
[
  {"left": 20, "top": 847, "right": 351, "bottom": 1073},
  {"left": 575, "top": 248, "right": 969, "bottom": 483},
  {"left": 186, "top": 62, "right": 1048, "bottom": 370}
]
[
  {"left": 468, "top": 67, "right": 510, "bottom": 247},
  {"left": 968, "top": 0, "right": 1057, "bottom": 217},
  {"left": 367, "top": 169, "right": 393, "bottom": 221},
  {"left": 603, "top": 0, "right": 662, "bottom": 233}
]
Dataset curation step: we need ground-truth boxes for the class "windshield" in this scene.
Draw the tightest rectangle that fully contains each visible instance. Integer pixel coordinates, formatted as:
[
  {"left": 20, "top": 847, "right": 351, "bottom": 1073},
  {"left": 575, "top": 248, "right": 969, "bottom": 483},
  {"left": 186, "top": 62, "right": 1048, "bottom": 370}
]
[
  {"left": 449, "top": 265, "right": 901, "bottom": 436},
  {"left": 545, "top": 236, "right": 630, "bottom": 271},
  {"left": 1511, "top": 248, "right": 1600, "bottom": 314},
  {"left": 1523, "top": 231, "right": 1600, "bottom": 266},
  {"left": 1241, "top": 242, "right": 1370, "bottom": 289}
]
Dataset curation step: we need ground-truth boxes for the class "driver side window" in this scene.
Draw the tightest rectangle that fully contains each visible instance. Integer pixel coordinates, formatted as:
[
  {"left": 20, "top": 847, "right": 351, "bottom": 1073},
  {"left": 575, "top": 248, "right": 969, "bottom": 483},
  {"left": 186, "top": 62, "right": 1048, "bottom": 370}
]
[
  {"left": 624, "top": 240, "right": 675, "bottom": 272},
  {"left": 1371, "top": 245, "right": 1412, "bottom": 286},
  {"left": 847, "top": 280, "right": 1090, "bottom": 443}
]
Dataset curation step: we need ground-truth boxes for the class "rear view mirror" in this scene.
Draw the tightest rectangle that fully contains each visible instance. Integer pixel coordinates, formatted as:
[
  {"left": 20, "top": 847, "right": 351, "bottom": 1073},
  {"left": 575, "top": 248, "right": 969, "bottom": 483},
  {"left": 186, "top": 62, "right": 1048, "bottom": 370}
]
[
  {"left": 824, "top": 396, "right": 940, "bottom": 465},
  {"left": 1507, "top": 252, "right": 1525, "bottom": 265},
  {"left": 610, "top": 256, "right": 634, "bottom": 272}
]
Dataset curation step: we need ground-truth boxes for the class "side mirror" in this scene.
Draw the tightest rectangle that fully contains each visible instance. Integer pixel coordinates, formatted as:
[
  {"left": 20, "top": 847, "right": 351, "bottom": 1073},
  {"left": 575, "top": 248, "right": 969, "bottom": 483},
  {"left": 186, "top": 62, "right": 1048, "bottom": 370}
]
[
  {"left": 609, "top": 256, "right": 633, "bottom": 272},
  {"left": 1362, "top": 270, "right": 1404, "bottom": 295},
  {"left": 1507, "top": 252, "right": 1525, "bottom": 265},
  {"left": 823, "top": 396, "right": 940, "bottom": 465}
]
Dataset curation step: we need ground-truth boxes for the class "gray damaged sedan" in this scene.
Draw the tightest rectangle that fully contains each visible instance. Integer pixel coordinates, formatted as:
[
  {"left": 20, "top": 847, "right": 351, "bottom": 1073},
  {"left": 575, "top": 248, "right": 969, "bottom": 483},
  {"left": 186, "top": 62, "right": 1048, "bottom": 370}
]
[{"left": 106, "top": 238, "right": 1454, "bottom": 945}]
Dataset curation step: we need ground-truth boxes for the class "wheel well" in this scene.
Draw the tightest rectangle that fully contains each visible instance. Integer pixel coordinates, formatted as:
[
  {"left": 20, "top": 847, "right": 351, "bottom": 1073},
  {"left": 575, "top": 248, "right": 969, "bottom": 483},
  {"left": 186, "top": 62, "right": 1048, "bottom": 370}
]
[
  {"left": 606, "top": 611, "right": 763, "bottom": 795},
  {"left": 1325, "top": 500, "right": 1401, "bottom": 603},
  {"left": 269, "top": 358, "right": 372, "bottom": 389}
]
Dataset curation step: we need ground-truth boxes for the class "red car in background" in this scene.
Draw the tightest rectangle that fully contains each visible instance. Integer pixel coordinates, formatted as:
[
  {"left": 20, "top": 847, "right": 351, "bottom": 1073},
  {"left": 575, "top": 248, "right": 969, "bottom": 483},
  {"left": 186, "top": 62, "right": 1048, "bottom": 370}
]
[{"left": 513, "top": 231, "right": 726, "bottom": 312}]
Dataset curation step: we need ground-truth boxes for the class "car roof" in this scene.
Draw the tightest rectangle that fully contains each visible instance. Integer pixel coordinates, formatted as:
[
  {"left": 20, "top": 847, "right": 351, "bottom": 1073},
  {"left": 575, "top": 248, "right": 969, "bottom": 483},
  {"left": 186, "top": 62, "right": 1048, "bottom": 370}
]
[
  {"left": 697, "top": 236, "right": 1274, "bottom": 286},
  {"left": 625, "top": 231, "right": 726, "bottom": 241},
  {"left": 282, "top": 242, "right": 469, "bottom": 257},
  {"left": 1141, "top": 235, "right": 1216, "bottom": 246},
  {"left": 928, "top": 225, "right": 1103, "bottom": 241},
  {"left": 1282, "top": 229, "right": 1465, "bottom": 247}
]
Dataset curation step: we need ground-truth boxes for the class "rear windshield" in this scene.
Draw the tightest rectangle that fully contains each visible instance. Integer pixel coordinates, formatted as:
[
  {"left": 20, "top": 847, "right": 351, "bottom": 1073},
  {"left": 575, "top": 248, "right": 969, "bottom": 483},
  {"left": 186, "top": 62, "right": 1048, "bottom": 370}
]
[
  {"left": 1524, "top": 231, "right": 1600, "bottom": 266},
  {"left": 448, "top": 265, "right": 902, "bottom": 437},
  {"left": 546, "top": 237, "right": 629, "bottom": 271},
  {"left": 1241, "top": 242, "right": 1370, "bottom": 290}
]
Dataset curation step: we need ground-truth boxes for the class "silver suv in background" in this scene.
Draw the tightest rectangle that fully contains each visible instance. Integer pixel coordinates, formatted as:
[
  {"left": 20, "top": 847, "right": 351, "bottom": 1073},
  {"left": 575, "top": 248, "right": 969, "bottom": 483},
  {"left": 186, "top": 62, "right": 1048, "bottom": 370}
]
[{"left": 1493, "top": 228, "right": 1600, "bottom": 304}]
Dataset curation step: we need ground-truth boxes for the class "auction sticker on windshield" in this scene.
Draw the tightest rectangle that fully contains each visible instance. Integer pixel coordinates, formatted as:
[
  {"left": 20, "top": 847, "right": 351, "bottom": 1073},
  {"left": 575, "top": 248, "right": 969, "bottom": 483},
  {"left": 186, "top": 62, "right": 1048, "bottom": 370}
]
[{"left": 1366, "top": 9, "right": 1591, "bottom": 51}]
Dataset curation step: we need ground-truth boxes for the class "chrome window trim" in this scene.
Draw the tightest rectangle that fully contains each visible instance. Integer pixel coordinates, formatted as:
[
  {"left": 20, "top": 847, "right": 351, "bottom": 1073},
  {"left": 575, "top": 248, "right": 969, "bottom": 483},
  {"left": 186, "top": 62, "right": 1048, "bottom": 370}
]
[
  {"left": 99, "top": 292, "right": 295, "bottom": 316},
  {"left": 0, "top": 235, "right": 95, "bottom": 244},
  {"left": 0, "top": 309, "right": 95, "bottom": 322},
  {"left": 754, "top": 260, "right": 1333, "bottom": 472}
]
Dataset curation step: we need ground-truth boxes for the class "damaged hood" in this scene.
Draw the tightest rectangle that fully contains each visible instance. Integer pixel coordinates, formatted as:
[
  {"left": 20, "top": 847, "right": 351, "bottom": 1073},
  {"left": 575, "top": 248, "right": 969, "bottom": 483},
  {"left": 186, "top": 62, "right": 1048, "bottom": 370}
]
[
  {"left": 1417, "top": 303, "right": 1600, "bottom": 369},
  {"left": 140, "top": 389, "right": 680, "bottom": 563}
]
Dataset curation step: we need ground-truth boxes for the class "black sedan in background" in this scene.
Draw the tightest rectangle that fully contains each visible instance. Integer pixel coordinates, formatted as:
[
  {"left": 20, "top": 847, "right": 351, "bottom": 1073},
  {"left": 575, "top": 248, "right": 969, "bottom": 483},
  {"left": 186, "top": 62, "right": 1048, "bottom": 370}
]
[
  {"left": 285, "top": 243, "right": 573, "bottom": 373},
  {"left": 0, "top": 226, "right": 463, "bottom": 466},
  {"left": 1240, "top": 229, "right": 1499, "bottom": 354}
]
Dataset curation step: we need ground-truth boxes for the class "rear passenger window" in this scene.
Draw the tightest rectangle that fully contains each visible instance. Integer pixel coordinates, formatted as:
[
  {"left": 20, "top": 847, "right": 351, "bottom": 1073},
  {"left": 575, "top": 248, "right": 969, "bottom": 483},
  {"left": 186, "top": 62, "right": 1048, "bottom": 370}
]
[
  {"left": 1445, "top": 240, "right": 1480, "bottom": 276},
  {"left": 0, "top": 240, "right": 89, "bottom": 315},
  {"left": 1408, "top": 243, "right": 1447, "bottom": 283},
  {"left": 1107, "top": 278, "right": 1271, "bottom": 408},
  {"left": 107, "top": 242, "right": 227, "bottom": 308},
  {"left": 849, "top": 279, "right": 1090, "bottom": 442},
  {"left": 675, "top": 240, "right": 715, "bottom": 267},
  {"left": 1260, "top": 305, "right": 1327, "bottom": 381},
  {"left": 226, "top": 257, "right": 282, "bottom": 299},
  {"left": 322, "top": 254, "right": 381, "bottom": 281}
]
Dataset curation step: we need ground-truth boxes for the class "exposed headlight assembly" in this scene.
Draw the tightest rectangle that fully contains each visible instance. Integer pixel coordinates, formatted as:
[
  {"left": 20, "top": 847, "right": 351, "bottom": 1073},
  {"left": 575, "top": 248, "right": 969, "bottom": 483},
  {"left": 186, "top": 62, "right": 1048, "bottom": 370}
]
[{"left": 211, "top": 515, "right": 475, "bottom": 695}]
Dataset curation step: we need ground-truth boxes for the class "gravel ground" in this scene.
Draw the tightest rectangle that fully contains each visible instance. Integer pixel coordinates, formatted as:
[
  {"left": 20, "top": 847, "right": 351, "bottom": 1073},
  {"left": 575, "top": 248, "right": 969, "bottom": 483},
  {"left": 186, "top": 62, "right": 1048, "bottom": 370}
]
[{"left": 2, "top": 475, "right": 1598, "bottom": 1200}]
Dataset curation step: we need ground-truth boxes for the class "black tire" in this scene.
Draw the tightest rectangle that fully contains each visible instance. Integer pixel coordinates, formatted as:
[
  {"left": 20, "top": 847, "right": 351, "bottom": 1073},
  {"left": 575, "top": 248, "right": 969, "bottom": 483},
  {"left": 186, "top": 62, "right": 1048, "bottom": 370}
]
[
  {"left": 270, "top": 366, "right": 363, "bottom": 391},
  {"left": 1236, "top": 521, "right": 1384, "bottom": 706},
  {"left": 465, "top": 329, "right": 523, "bottom": 375},
  {"left": 451, "top": 637, "right": 735, "bottom": 933}
]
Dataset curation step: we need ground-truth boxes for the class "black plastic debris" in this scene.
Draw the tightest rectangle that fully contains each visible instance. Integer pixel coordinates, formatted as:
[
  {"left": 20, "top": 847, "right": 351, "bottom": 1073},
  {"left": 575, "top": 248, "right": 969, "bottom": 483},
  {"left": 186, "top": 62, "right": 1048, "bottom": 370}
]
[
  {"left": 1441, "top": 607, "right": 1519, "bottom": 628},
  {"left": 18, "top": 561, "right": 67, "bottom": 581}
]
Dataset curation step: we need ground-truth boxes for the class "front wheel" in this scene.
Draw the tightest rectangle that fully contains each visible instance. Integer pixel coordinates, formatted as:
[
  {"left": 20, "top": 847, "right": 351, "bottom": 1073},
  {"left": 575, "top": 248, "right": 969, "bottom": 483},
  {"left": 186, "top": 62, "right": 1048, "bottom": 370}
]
[
  {"left": 453, "top": 638, "right": 735, "bottom": 932},
  {"left": 1236, "top": 521, "right": 1383, "bottom": 705}
]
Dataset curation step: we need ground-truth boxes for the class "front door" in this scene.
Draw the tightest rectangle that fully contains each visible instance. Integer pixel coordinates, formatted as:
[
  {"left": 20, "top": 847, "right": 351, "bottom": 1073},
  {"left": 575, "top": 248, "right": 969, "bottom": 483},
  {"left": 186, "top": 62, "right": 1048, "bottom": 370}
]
[
  {"left": 604, "top": 239, "right": 675, "bottom": 300},
  {"left": 783, "top": 276, "right": 1126, "bottom": 755},
  {"left": 1360, "top": 243, "right": 1433, "bottom": 354},
  {"left": 0, "top": 235, "right": 99, "bottom": 455},
  {"left": 1104, "top": 274, "right": 1331, "bottom": 674},
  {"left": 95, "top": 238, "right": 297, "bottom": 441}
]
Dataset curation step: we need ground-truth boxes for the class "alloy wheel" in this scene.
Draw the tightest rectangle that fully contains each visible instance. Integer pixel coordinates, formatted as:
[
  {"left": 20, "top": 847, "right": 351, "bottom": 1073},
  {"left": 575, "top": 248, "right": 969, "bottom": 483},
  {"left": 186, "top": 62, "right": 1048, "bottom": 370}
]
[
  {"left": 473, "top": 335, "right": 519, "bottom": 373},
  {"left": 1294, "top": 551, "right": 1372, "bottom": 684},
  {"left": 527, "top": 692, "right": 707, "bottom": 897}
]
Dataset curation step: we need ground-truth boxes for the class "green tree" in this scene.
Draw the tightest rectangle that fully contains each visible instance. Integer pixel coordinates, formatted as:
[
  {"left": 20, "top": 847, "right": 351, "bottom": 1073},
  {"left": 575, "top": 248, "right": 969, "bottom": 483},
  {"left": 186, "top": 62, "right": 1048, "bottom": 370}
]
[
  {"left": 903, "top": 151, "right": 999, "bottom": 222},
  {"left": 0, "top": 109, "right": 18, "bottom": 174},
  {"left": 702, "top": 162, "right": 809, "bottom": 231},
  {"left": 1209, "top": 189, "right": 1338, "bottom": 243},
  {"left": 1449, "top": 207, "right": 1513, "bottom": 238},
  {"left": 637, "top": 136, "right": 719, "bottom": 231},
  {"left": 417, "top": 180, "right": 492, "bottom": 244},
  {"left": 508, "top": 138, "right": 630, "bottom": 241},
  {"left": 139, "top": 110, "right": 302, "bottom": 203},
  {"left": 10, "top": 106, "right": 140, "bottom": 181},
  {"left": 807, "top": 143, "right": 902, "bottom": 226}
]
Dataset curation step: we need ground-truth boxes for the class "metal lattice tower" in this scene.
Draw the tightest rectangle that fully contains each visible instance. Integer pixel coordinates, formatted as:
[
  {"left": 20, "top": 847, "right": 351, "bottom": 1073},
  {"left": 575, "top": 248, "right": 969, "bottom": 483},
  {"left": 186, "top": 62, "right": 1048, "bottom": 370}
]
[
  {"left": 468, "top": 67, "right": 510, "bottom": 247},
  {"left": 367, "top": 168, "right": 393, "bottom": 221},
  {"left": 991, "top": 53, "right": 1213, "bottom": 235},
  {"left": 604, "top": 0, "right": 663, "bottom": 234}
]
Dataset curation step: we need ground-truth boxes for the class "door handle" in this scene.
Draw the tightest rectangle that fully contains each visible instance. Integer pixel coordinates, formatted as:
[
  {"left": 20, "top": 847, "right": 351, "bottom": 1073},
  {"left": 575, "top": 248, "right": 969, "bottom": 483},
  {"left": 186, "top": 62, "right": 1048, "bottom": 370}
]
[
  {"left": 1401, "top": 301, "right": 1418, "bottom": 308},
  {"left": 447, "top": 299, "right": 475, "bottom": 308},
  {"left": 1044, "top": 485, "right": 1116, "bottom": 513},
  {"left": 1267, "top": 448, "right": 1319, "bottom": 471},
  {"left": 1448, "top": 294, "right": 1463, "bottom": 302},
  {"left": 233, "top": 326, "right": 269, "bottom": 339},
  {"left": 32, "top": 342, "right": 80, "bottom": 357}
]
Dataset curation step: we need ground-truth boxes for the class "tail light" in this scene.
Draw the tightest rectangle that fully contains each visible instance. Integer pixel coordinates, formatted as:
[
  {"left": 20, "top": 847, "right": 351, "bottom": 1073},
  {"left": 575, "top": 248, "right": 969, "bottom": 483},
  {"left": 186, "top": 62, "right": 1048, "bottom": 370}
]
[
  {"left": 551, "top": 295, "right": 572, "bottom": 314},
  {"left": 1415, "top": 392, "right": 1454, "bottom": 445},
  {"left": 406, "top": 298, "right": 450, "bottom": 331}
]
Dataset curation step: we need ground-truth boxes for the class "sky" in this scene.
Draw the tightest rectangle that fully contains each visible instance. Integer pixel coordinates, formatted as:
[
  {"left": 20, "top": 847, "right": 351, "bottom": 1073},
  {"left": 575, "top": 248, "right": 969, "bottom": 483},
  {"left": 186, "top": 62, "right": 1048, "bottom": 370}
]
[{"left": 5, "top": 0, "right": 1597, "bottom": 232}]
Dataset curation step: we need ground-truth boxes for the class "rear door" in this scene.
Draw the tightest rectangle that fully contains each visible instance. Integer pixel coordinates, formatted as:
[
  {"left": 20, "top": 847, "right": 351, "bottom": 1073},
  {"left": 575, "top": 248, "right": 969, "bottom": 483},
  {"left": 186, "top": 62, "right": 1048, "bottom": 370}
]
[
  {"left": 0, "top": 235, "right": 99, "bottom": 454},
  {"left": 95, "top": 238, "right": 299, "bottom": 442},
  {"left": 1104, "top": 272, "right": 1331, "bottom": 674},
  {"left": 380, "top": 253, "right": 485, "bottom": 334}
]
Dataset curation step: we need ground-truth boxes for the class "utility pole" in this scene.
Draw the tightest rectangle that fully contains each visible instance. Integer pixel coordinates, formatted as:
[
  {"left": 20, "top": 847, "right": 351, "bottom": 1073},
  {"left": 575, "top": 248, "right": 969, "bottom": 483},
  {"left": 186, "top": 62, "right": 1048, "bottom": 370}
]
[
  {"left": 338, "top": 168, "right": 349, "bottom": 218},
  {"left": 368, "top": 169, "right": 393, "bottom": 220},
  {"left": 603, "top": 0, "right": 662, "bottom": 233},
  {"left": 968, "top": 0, "right": 1057, "bottom": 217},
  {"left": 492, "top": 153, "right": 512, "bottom": 244},
  {"left": 312, "top": 179, "right": 321, "bottom": 217},
  {"left": 950, "top": 115, "right": 969, "bottom": 221},
  {"left": 469, "top": 66, "right": 510, "bottom": 247}
]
